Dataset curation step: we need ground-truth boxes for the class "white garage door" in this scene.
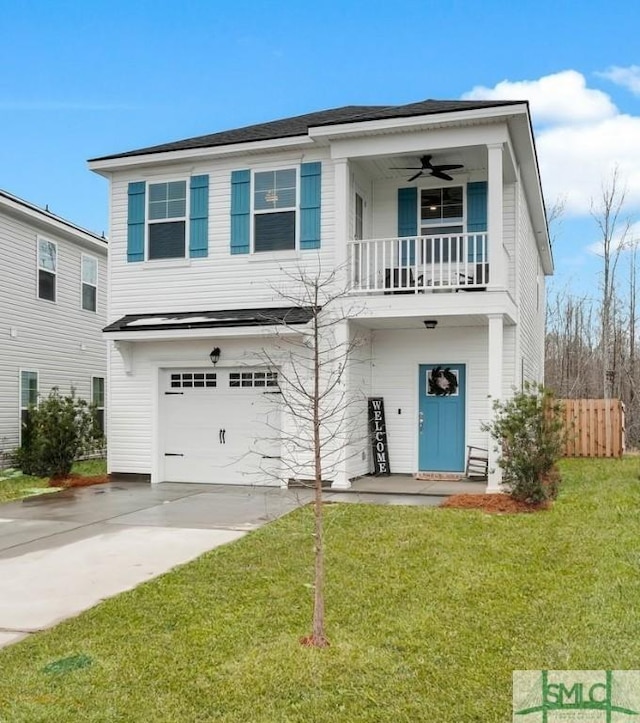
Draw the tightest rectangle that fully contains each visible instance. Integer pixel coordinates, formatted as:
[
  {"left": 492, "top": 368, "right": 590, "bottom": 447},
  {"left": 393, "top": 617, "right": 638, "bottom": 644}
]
[{"left": 159, "top": 368, "right": 281, "bottom": 485}]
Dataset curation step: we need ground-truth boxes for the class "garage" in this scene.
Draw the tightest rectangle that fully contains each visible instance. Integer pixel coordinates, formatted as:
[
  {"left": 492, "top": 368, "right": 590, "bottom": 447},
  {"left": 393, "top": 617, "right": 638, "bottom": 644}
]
[{"left": 159, "top": 367, "right": 281, "bottom": 485}]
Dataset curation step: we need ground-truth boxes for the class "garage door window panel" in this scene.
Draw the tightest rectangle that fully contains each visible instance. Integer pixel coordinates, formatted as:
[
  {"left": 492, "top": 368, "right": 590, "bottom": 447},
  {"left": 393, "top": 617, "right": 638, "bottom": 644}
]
[
  {"left": 229, "top": 371, "right": 278, "bottom": 388},
  {"left": 170, "top": 372, "right": 216, "bottom": 388}
]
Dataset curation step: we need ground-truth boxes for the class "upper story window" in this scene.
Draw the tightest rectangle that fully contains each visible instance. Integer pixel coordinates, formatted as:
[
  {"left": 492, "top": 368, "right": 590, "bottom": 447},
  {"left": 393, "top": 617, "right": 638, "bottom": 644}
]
[
  {"left": 420, "top": 187, "right": 464, "bottom": 235},
  {"left": 148, "top": 181, "right": 187, "bottom": 259},
  {"left": 81, "top": 254, "right": 98, "bottom": 312},
  {"left": 37, "top": 238, "right": 57, "bottom": 301},
  {"left": 253, "top": 169, "right": 297, "bottom": 252},
  {"left": 127, "top": 176, "right": 208, "bottom": 263}
]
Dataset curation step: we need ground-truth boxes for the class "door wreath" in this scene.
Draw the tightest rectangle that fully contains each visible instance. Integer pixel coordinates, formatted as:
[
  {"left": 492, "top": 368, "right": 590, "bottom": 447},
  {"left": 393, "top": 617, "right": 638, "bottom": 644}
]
[{"left": 428, "top": 366, "right": 458, "bottom": 396}]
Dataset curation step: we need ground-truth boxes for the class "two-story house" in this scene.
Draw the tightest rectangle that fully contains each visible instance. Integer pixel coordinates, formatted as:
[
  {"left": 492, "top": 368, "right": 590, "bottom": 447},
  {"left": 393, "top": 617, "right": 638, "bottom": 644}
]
[
  {"left": 89, "top": 99, "right": 551, "bottom": 491},
  {"left": 0, "top": 190, "right": 108, "bottom": 463}
]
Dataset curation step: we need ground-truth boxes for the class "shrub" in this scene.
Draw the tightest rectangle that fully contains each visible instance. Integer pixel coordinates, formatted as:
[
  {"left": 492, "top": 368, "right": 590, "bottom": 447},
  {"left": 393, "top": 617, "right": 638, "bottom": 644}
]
[
  {"left": 482, "top": 382, "right": 564, "bottom": 504},
  {"left": 15, "top": 387, "right": 104, "bottom": 478}
]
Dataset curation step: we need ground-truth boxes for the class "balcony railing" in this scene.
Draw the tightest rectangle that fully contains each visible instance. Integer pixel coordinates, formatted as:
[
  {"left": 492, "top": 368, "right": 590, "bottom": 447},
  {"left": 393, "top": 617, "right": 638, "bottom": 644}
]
[{"left": 347, "top": 233, "right": 489, "bottom": 294}]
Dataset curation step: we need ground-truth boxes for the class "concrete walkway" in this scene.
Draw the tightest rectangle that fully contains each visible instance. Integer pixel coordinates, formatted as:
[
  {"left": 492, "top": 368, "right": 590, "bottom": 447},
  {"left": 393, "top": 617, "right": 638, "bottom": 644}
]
[{"left": 0, "top": 478, "right": 458, "bottom": 649}]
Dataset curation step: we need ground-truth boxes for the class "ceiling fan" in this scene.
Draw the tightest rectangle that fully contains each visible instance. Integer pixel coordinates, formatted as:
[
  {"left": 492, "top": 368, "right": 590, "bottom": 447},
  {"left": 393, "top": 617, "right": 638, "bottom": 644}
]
[{"left": 395, "top": 154, "right": 464, "bottom": 182}]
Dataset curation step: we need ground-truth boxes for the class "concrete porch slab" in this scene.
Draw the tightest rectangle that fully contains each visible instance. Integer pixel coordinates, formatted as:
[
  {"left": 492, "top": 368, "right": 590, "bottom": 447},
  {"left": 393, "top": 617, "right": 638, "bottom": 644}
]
[{"left": 348, "top": 474, "right": 487, "bottom": 496}]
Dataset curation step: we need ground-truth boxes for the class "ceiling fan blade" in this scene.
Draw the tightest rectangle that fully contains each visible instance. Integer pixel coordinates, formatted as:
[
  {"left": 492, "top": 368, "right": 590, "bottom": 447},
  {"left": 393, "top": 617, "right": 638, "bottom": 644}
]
[
  {"left": 430, "top": 170, "right": 454, "bottom": 181},
  {"left": 392, "top": 166, "right": 423, "bottom": 170},
  {"left": 433, "top": 163, "right": 464, "bottom": 172},
  {"left": 407, "top": 171, "right": 424, "bottom": 182}
]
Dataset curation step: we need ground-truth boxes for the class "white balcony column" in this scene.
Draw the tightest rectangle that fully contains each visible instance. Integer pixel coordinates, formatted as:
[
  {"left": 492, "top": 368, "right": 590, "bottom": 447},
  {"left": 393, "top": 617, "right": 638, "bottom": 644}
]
[
  {"left": 330, "top": 318, "right": 352, "bottom": 490},
  {"left": 486, "top": 313, "right": 504, "bottom": 492},
  {"left": 487, "top": 142, "right": 504, "bottom": 289},
  {"left": 333, "top": 157, "right": 350, "bottom": 289}
]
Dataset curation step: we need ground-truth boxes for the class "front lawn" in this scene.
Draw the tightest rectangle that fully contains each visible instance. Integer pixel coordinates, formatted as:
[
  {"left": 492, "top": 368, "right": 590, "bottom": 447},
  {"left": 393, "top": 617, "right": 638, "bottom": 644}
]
[
  {"left": 0, "top": 458, "right": 107, "bottom": 503},
  {"left": 0, "top": 458, "right": 638, "bottom": 722}
]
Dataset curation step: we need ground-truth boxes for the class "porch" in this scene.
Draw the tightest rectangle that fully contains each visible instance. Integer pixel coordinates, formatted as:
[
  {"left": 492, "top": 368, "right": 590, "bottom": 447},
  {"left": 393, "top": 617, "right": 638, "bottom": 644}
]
[
  {"left": 348, "top": 473, "right": 487, "bottom": 496},
  {"left": 347, "top": 232, "right": 490, "bottom": 294}
]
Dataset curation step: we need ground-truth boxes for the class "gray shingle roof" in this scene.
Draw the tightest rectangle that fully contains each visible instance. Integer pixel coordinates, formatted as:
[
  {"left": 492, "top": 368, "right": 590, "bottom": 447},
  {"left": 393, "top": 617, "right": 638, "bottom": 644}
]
[
  {"left": 90, "top": 99, "right": 523, "bottom": 162},
  {"left": 103, "top": 306, "right": 316, "bottom": 333}
]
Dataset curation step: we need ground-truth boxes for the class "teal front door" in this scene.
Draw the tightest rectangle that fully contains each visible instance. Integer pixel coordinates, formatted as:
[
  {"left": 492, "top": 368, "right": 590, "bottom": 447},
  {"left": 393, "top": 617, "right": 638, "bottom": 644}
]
[{"left": 418, "top": 364, "right": 466, "bottom": 471}]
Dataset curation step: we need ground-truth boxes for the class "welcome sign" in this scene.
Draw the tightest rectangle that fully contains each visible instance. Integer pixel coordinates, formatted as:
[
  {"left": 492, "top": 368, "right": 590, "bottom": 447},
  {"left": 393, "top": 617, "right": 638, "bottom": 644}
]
[{"left": 368, "top": 397, "right": 391, "bottom": 475}]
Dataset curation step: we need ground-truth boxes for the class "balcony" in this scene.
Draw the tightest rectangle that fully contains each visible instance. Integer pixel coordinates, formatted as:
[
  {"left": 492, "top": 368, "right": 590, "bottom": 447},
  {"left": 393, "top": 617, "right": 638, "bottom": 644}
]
[{"left": 347, "top": 233, "right": 489, "bottom": 294}]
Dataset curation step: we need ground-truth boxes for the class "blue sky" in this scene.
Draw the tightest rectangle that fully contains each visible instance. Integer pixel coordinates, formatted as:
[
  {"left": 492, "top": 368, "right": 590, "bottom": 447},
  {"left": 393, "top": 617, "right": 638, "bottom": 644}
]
[{"left": 2, "top": 0, "right": 640, "bottom": 296}]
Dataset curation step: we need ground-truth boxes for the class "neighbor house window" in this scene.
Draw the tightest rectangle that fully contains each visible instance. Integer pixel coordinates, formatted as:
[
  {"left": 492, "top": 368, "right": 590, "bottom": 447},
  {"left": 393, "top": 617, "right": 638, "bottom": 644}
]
[
  {"left": 37, "top": 238, "right": 57, "bottom": 301},
  {"left": 92, "top": 376, "right": 105, "bottom": 435},
  {"left": 20, "top": 370, "right": 38, "bottom": 442},
  {"left": 81, "top": 255, "right": 98, "bottom": 312},
  {"left": 253, "top": 169, "right": 297, "bottom": 252},
  {"left": 148, "top": 180, "right": 187, "bottom": 259}
]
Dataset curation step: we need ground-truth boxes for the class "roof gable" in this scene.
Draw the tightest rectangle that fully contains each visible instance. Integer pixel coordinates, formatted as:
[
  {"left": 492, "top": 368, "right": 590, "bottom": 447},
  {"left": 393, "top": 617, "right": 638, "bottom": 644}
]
[{"left": 89, "top": 99, "right": 523, "bottom": 162}]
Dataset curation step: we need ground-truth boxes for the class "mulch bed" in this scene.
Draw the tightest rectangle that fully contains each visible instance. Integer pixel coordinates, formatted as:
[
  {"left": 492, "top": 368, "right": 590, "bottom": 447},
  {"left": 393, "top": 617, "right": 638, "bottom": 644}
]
[
  {"left": 441, "top": 493, "right": 550, "bottom": 514},
  {"left": 49, "top": 474, "right": 110, "bottom": 489}
]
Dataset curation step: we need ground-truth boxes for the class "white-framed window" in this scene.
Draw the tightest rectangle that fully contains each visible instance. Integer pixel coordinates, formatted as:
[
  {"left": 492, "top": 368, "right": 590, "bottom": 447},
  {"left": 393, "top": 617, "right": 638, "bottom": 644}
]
[
  {"left": 81, "top": 254, "right": 98, "bottom": 312},
  {"left": 420, "top": 186, "right": 464, "bottom": 235},
  {"left": 147, "top": 180, "right": 188, "bottom": 260},
  {"left": 92, "top": 376, "right": 105, "bottom": 435},
  {"left": 253, "top": 169, "right": 297, "bottom": 252},
  {"left": 19, "top": 370, "right": 38, "bottom": 443},
  {"left": 37, "top": 237, "right": 57, "bottom": 301},
  {"left": 420, "top": 186, "right": 464, "bottom": 263}
]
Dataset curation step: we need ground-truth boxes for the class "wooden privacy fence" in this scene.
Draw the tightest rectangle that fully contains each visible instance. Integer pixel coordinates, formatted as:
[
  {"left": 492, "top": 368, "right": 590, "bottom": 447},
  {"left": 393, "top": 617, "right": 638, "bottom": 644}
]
[{"left": 560, "top": 399, "right": 625, "bottom": 458}]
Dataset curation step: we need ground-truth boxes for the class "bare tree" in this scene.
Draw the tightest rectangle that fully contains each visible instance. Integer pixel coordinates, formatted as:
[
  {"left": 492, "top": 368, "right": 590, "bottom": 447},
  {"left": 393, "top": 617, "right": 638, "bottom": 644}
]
[
  {"left": 590, "top": 166, "right": 631, "bottom": 399},
  {"left": 258, "top": 264, "right": 365, "bottom": 647}
]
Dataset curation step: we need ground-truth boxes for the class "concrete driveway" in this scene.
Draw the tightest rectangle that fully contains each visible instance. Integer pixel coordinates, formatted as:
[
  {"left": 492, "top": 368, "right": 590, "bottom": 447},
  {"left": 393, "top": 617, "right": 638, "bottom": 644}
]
[{"left": 0, "top": 480, "right": 446, "bottom": 649}]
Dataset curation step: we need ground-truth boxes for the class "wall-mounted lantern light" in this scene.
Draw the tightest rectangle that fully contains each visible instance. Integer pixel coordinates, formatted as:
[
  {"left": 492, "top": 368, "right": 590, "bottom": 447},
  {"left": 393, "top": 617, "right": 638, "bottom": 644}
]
[{"left": 209, "top": 347, "right": 221, "bottom": 365}]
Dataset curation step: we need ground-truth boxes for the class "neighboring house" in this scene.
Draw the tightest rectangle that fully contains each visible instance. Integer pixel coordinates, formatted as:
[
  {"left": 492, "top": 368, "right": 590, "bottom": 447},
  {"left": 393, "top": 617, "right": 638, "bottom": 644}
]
[
  {"left": 0, "top": 190, "right": 107, "bottom": 463},
  {"left": 89, "top": 98, "right": 552, "bottom": 491}
]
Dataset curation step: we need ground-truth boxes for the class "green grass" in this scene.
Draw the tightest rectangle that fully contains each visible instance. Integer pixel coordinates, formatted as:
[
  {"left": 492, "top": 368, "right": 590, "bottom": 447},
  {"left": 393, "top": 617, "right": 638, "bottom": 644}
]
[
  {"left": 0, "top": 458, "right": 107, "bottom": 503},
  {"left": 0, "top": 458, "right": 639, "bottom": 722}
]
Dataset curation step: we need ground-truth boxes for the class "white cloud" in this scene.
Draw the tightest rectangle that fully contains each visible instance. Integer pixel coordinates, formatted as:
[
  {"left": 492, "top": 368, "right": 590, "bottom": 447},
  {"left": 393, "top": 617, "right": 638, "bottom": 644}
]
[
  {"left": 463, "top": 70, "right": 617, "bottom": 124},
  {"left": 462, "top": 71, "right": 640, "bottom": 217},
  {"left": 597, "top": 65, "right": 640, "bottom": 96},
  {"left": 537, "top": 114, "right": 640, "bottom": 215}
]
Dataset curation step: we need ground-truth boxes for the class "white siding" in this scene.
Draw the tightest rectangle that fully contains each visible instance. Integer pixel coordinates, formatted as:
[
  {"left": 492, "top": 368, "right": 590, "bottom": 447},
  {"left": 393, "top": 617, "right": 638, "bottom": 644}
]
[
  {"left": 344, "top": 326, "right": 372, "bottom": 479},
  {"left": 515, "top": 182, "right": 545, "bottom": 384},
  {"left": 0, "top": 208, "right": 107, "bottom": 458},
  {"left": 503, "top": 183, "right": 517, "bottom": 295},
  {"left": 108, "top": 149, "right": 334, "bottom": 322},
  {"left": 370, "top": 326, "right": 490, "bottom": 473}
]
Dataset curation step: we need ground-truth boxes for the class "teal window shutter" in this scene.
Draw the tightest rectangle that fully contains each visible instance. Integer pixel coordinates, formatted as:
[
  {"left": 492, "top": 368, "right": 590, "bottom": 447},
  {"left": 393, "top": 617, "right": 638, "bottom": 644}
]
[
  {"left": 127, "top": 182, "right": 146, "bottom": 262},
  {"left": 189, "top": 175, "right": 209, "bottom": 258},
  {"left": 397, "top": 187, "right": 417, "bottom": 265},
  {"left": 467, "top": 181, "right": 487, "bottom": 262},
  {"left": 300, "top": 162, "right": 321, "bottom": 249},
  {"left": 230, "top": 170, "right": 250, "bottom": 254}
]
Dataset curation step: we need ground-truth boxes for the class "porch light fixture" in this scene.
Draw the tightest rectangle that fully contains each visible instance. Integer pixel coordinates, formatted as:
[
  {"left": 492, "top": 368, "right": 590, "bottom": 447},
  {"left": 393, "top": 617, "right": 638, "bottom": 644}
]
[
  {"left": 209, "top": 347, "right": 221, "bottom": 365},
  {"left": 423, "top": 320, "right": 438, "bottom": 330}
]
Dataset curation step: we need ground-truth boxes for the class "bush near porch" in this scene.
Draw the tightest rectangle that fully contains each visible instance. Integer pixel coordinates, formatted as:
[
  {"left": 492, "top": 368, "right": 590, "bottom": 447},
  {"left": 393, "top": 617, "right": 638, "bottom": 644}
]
[{"left": 0, "top": 458, "right": 638, "bottom": 722}]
